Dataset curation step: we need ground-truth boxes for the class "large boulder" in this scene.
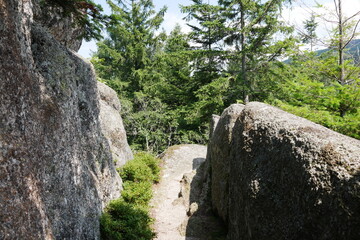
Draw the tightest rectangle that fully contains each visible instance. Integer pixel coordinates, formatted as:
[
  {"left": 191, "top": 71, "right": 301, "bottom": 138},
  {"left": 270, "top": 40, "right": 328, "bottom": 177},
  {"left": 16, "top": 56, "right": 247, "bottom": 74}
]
[
  {"left": 98, "top": 81, "right": 133, "bottom": 168},
  {"left": 207, "top": 104, "right": 244, "bottom": 222},
  {"left": 208, "top": 102, "right": 360, "bottom": 240},
  {"left": 0, "top": 1, "right": 127, "bottom": 239}
]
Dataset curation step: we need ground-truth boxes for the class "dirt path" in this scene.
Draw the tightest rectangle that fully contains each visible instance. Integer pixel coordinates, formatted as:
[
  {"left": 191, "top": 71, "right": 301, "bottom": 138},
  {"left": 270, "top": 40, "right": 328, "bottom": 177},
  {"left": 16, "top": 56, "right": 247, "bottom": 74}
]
[{"left": 150, "top": 144, "right": 207, "bottom": 240}]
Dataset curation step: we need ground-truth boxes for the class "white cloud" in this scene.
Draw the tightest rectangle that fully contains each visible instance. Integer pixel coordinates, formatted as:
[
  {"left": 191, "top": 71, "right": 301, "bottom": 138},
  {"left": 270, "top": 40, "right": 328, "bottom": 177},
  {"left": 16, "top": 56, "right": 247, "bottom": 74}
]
[
  {"left": 162, "top": 12, "right": 192, "bottom": 33},
  {"left": 283, "top": 0, "right": 360, "bottom": 38}
]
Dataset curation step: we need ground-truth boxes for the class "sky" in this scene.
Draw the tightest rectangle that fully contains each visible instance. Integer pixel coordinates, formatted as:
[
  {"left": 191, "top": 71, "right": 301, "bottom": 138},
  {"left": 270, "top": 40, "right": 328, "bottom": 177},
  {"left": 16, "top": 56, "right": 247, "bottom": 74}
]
[{"left": 78, "top": 0, "right": 360, "bottom": 58}]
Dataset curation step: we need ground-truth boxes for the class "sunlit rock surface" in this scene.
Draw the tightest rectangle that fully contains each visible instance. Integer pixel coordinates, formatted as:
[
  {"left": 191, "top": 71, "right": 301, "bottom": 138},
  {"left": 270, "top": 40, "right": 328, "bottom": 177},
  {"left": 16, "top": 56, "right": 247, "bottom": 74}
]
[
  {"left": 208, "top": 102, "right": 360, "bottom": 240},
  {"left": 0, "top": 1, "right": 127, "bottom": 239}
]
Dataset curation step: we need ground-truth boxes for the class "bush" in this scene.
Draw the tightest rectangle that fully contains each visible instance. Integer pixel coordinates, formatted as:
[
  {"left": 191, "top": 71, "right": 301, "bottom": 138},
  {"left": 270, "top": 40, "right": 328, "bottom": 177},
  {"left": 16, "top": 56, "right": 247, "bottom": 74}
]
[
  {"left": 121, "top": 181, "right": 153, "bottom": 206},
  {"left": 100, "top": 199, "right": 155, "bottom": 240},
  {"left": 132, "top": 152, "right": 161, "bottom": 182},
  {"left": 119, "top": 152, "right": 161, "bottom": 183},
  {"left": 100, "top": 152, "right": 161, "bottom": 240},
  {"left": 272, "top": 100, "right": 360, "bottom": 140},
  {"left": 119, "top": 160, "right": 154, "bottom": 182}
]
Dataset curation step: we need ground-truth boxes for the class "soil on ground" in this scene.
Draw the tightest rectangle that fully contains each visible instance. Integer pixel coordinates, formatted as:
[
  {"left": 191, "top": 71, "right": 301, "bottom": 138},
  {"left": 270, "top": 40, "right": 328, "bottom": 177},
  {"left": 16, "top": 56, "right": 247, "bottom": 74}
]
[{"left": 150, "top": 144, "right": 226, "bottom": 240}]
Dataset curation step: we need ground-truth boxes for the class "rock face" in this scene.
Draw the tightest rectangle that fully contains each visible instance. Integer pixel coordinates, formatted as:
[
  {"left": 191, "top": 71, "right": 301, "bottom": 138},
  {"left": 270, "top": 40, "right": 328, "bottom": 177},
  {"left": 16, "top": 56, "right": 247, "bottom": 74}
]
[
  {"left": 0, "top": 1, "right": 127, "bottom": 239},
  {"left": 98, "top": 81, "right": 133, "bottom": 168},
  {"left": 207, "top": 104, "right": 244, "bottom": 223},
  {"left": 208, "top": 102, "right": 360, "bottom": 240}
]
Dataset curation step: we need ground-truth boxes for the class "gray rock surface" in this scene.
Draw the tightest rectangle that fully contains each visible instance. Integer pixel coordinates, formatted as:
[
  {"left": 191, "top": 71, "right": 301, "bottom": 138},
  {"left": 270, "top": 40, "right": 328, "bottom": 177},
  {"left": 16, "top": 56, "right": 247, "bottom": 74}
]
[
  {"left": 98, "top": 81, "right": 133, "bottom": 168},
  {"left": 207, "top": 104, "right": 244, "bottom": 222},
  {"left": 33, "top": 0, "right": 83, "bottom": 51},
  {"left": 0, "top": 1, "right": 126, "bottom": 239},
  {"left": 208, "top": 102, "right": 360, "bottom": 240},
  {"left": 151, "top": 144, "right": 207, "bottom": 240}
]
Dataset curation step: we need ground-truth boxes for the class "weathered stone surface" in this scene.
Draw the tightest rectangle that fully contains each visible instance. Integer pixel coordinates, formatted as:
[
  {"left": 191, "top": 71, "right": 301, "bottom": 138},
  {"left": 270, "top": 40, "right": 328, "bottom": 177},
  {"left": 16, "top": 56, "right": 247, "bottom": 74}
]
[
  {"left": 0, "top": 1, "right": 125, "bottom": 239},
  {"left": 98, "top": 81, "right": 133, "bottom": 168},
  {"left": 209, "top": 114, "right": 220, "bottom": 139},
  {"left": 207, "top": 104, "right": 244, "bottom": 222},
  {"left": 209, "top": 102, "right": 360, "bottom": 239},
  {"left": 33, "top": 0, "right": 83, "bottom": 51}
]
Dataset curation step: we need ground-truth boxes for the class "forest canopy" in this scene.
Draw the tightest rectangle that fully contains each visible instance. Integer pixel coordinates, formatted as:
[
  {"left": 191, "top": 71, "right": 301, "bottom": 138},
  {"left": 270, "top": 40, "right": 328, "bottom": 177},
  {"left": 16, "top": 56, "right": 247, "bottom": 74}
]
[{"left": 87, "top": 0, "right": 359, "bottom": 153}]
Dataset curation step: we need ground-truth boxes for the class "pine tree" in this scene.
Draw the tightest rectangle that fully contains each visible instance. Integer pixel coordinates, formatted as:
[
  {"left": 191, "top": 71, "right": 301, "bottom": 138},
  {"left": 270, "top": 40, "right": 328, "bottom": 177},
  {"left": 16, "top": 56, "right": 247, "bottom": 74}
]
[
  {"left": 219, "top": 0, "right": 294, "bottom": 102},
  {"left": 181, "top": 0, "right": 226, "bottom": 82},
  {"left": 93, "top": 0, "right": 167, "bottom": 96},
  {"left": 92, "top": 0, "right": 169, "bottom": 152},
  {"left": 302, "top": 13, "right": 318, "bottom": 51}
]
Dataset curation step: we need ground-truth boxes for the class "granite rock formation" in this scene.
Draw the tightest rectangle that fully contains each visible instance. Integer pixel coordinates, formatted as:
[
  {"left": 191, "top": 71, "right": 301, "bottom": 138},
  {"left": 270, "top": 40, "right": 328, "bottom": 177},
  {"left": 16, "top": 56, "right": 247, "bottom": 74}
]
[
  {"left": 208, "top": 102, "right": 360, "bottom": 240},
  {"left": 0, "top": 1, "right": 127, "bottom": 239},
  {"left": 207, "top": 104, "right": 244, "bottom": 223},
  {"left": 98, "top": 81, "right": 133, "bottom": 168}
]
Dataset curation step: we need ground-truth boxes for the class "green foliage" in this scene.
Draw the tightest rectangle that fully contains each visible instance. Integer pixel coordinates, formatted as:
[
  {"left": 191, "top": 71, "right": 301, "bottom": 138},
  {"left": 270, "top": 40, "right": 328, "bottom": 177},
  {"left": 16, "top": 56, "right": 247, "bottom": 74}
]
[
  {"left": 272, "top": 100, "right": 360, "bottom": 140},
  {"left": 100, "top": 152, "right": 161, "bottom": 239},
  {"left": 93, "top": 0, "right": 359, "bottom": 154},
  {"left": 261, "top": 51, "right": 360, "bottom": 140},
  {"left": 301, "top": 13, "right": 318, "bottom": 50},
  {"left": 218, "top": 0, "right": 295, "bottom": 101},
  {"left": 121, "top": 181, "right": 153, "bottom": 206},
  {"left": 100, "top": 200, "right": 155, "bottom": 240},
  {"left": 119, "top": 152, "right": 161, "bottom": 183},
  {"left": 41, "top": 0, "right": 109, "bottom": 40}
]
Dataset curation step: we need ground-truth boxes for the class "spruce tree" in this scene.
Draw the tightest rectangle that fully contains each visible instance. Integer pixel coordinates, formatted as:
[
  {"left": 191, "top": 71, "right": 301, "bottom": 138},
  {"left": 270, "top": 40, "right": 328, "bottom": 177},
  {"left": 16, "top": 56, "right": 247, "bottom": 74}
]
[
  {"left": 302, "top": 13, "right": 318, "bottom": 51},
  {"left": 219, "top": 0, "right": 294, "bottom": 102},
  {"left": 92, "top": 0, "right": 169, "bottom": 152}
]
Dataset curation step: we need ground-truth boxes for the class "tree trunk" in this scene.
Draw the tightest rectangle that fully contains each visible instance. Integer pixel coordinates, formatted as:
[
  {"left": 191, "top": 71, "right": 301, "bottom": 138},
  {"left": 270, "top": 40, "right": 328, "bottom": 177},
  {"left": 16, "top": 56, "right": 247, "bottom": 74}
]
[
  {"left": 240, "top": 3, "right": 247, "bottom": 102},
  {"left": 338, "top": 0, "right": 345, "bottom": 85}
]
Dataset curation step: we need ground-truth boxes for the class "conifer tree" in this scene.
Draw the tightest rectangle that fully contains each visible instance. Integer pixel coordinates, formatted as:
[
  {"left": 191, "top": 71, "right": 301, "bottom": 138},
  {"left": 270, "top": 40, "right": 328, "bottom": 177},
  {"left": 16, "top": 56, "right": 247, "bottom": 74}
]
[
  {"left": 181, "top": 0, "right": 226, "bottom": 83},
  {"left": 92, "top": 0, "right": 169, "bottom": 152},
  {"left": 219, "top": 0, "right": 294, "bottom": 102},
  {"left": 302, "top": 13, "right": 318, "bottom": 51},
  {"left": 93, "top": 0, "right": 166, "bottom": 96}
]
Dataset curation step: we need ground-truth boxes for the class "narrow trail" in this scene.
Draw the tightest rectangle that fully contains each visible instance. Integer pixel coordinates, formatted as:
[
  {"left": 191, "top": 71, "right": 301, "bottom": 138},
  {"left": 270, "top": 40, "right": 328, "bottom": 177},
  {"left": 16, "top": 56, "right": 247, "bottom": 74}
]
[{"left": 150, "top": 144, "right": 207, "bottom": 240}]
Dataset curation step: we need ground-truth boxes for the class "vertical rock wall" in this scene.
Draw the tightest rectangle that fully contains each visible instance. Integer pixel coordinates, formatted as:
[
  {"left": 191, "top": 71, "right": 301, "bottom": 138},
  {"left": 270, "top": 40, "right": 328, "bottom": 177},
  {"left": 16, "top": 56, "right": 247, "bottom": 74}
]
[
  {"left": 0, "top": 0, "right": 126, "bottom": 239},
  {"left": 98, "top": 81, "right": 133, "bottom": 168},
  {"left": 208, "top": 102, "right": 360, "bottom": 240},
  {"left": 207, "top": 104, "right": 244, "bottom": 222}
]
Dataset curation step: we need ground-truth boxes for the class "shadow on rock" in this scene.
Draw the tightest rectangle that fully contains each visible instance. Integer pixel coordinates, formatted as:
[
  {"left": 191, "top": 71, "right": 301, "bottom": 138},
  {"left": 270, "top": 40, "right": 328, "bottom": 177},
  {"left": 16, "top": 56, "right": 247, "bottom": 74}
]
[{"left": 179, "top": 158, "right": 227, "bottom": 240}]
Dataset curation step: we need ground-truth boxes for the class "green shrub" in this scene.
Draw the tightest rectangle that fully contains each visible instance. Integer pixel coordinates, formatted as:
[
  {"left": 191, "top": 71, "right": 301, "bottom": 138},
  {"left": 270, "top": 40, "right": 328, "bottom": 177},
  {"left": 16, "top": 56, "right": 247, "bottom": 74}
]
[
  {"left": 272, "top": 100, "right": 360, "bottom": 140},
  {"left": 119, "top": 152, "right": 161, "bottom": 183},
  {"left": 133, "top": 152, "right": 161, "bottom": 183},
  {"left": 100, "top": 199, "right": 155, "bottom": 240},
  {"left": 119, "top": 160, "right": 154, "bottom": 182},
  {"left": 121, "top": 181, "right": 153, "bottom": 206},
  {"left": 100, "top": 152, "right": 161, "bottom": 239}
]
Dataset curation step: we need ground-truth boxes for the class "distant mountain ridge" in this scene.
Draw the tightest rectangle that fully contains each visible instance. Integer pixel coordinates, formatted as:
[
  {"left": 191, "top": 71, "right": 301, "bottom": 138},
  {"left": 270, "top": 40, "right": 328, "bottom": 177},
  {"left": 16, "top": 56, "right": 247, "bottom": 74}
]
[
  {"left": 284, "top": 39, "right": 360, "bottom": 64},
  {"left": 316, "top": 38, "right": 360, "bottom": 63}
]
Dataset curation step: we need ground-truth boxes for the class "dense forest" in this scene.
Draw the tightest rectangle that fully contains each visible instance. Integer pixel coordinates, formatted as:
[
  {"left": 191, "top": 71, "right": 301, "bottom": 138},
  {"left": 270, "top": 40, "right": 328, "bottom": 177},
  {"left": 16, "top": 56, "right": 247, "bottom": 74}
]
[{"left": 84, "top": 0, "right": 359, "bottom": 153}]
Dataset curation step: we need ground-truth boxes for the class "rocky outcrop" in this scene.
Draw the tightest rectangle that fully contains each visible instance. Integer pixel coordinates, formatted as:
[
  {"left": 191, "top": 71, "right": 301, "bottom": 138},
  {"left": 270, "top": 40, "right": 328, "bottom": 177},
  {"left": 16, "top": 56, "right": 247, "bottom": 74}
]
[
  {"left": 208, "top": 102, "right": 360, "bottom": 240},
  {"left": 98, "top": 81, "right": 133, "bottom": 168},
  {"left": 33, "top": 1, "right": 83, "bottom": 51},
  {"left": 0, "top": 1, "right": 126, "bottom": 239},
  {"left": 207, "top": 104, "right": 244, "bottom": 223}
]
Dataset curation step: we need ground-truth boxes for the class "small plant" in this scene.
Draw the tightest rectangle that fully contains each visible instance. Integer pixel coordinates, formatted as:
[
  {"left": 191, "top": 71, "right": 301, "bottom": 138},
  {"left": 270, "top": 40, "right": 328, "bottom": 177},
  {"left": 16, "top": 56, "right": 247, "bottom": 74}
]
[
  {"left": 121, "top": 181, "right": 153, "bottom": 206},
  {"left": 100, "top": 152, "right": 161, "bottom": 240},
  {"left": 100, "top": 199, "right": 155, "bottom": 240},
  {"left": 119, "top": 152, "right": 161, "bottom": 183}
]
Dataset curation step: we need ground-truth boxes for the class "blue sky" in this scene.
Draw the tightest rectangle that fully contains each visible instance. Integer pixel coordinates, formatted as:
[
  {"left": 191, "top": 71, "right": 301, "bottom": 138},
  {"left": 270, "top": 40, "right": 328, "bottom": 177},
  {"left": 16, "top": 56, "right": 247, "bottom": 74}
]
[{"left": 78, "top": 0, "right": 360, "bottom": 58}]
